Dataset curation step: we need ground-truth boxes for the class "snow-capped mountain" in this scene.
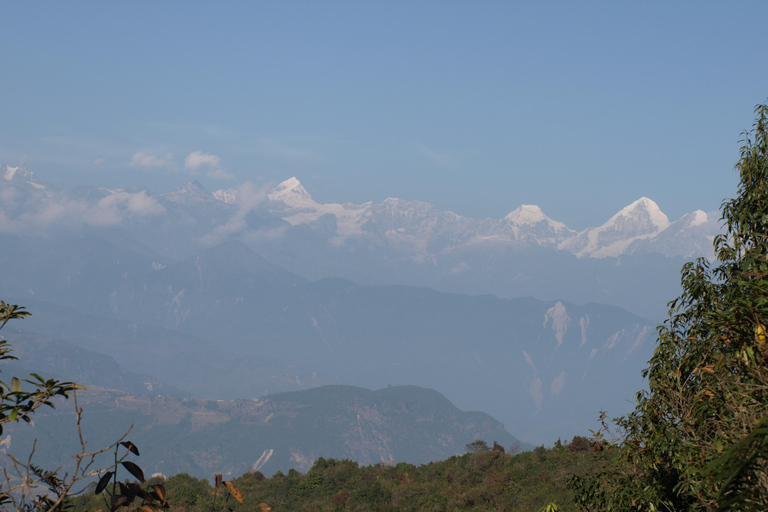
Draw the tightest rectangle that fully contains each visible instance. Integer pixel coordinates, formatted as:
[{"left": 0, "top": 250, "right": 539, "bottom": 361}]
[
  {"left": 2, "top": 164, "right": 46, "bottom": 190},
  {"left": 558, "top": 197, "right": 671, "bottom": 258},
  {"left": 267, "top": 176, "right": 315, "bottom": 207},
  {"left": 497, "top": 205, "right": 576, "bottom": 246},
  {"left": 0, "top": 167, "right": 723, "bottom": 264},
  {"left": 0, "top": 168, "right": 723, "bottom": 319},
  {"left": 254, "top": 178, "right": 718, "bottom": 260},
  {"left": 163, "top": 181, "right": 221, "bottom": 205},
  {"left": 0, "top": 166, "right": 724, "bottom": 444},
  {"left": 264, "top": 178, "right": 373, "bottom": 237},
  {"left": 626, "top": 209, "right": 720, "bottom": 259}
]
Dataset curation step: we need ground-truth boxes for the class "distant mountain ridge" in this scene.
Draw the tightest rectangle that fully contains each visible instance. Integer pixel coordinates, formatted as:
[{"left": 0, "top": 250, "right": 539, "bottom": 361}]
[
  {"left": 0, "top": 164, "right": 718, "bottom": 320},
  {"left": 5, "top": 384, "right": 524, "bottom": 478},
  {"left": 0, "top": 164, "right": 717, "bottom": 448},
  {"left": 0, "top": 233, "right": 656, "bottom": 443},
  {"left": 1, "top": 164, "right": 719, "bottom": 260},
  {"left": 242, "top": 176, "right": 718, "bottom": 259},
  {"left": 3, "top": 327, "right": 190, "bottom": 398}
]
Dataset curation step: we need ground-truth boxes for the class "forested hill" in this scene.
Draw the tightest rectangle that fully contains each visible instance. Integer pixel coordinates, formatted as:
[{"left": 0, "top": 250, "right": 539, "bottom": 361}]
[
  {"left": 4, "top": 384, "right": 524, "bottom": 479},
  {"left": 71, "top": 440, "right": 604, "bottom": 512}
]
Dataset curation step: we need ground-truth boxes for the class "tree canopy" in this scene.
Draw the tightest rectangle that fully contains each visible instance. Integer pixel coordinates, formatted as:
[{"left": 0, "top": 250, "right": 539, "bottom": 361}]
[{"left": 570, "top": 103, "right": 768, "bottom": 511}]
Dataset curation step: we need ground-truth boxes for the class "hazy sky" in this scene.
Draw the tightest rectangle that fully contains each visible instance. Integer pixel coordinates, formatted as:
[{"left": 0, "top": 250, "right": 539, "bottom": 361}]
[{"left": 1, "top": 2, "right": 766, "bottom": 229}]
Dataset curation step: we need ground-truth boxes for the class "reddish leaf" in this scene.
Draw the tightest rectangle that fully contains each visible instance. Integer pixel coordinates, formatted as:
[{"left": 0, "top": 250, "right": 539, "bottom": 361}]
[
  {"left": 223, "top": 481, "right": 243, "bottom": 503},
  {"left": 152, "top": 484, "right": 166, "bottom": 503}
]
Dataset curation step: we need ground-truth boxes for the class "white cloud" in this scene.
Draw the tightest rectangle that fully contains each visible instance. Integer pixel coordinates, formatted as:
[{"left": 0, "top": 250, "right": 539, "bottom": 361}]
[
  {"left": 200, "top": 181, "right": 270, "bottom": 246},
  {"left": 97, "top": 190, "right": 166, "bottom": 218},
  {"left": 205, "top": 168, "right": 236, "bottom": 180},
  {"left": 129, "top": 152, "right": 177, "bottom": 170},
  {"left": 522, "top": 350, "right": 536, "bottom": 372},
  {"left": 184, "top": 151, "right": 234, "bottom": 180},
  {"left": 449, "top": 262, "right": 471, "bottom": 275},
  {"left": 550, "top": 372, "right": 566, "bottom": 395},
  {"left": 0, "top": 187, "right": 17, "bottom": 203},
  {"left": 526, "top": 376, "right": 543, "bottom": 413},
  {"left": 0, "top": 189, "right": 165, "bottom": 234},
  {"left": 185, "top": 151, "right": 219, "bottom": 172}
]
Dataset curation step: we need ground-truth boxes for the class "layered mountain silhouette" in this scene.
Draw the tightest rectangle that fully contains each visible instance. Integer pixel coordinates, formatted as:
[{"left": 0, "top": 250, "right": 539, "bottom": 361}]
[
  {"left": 2, "top": 233, "right": 654, "bottom": 444},
  {"left": 0, "top": 166, "right": 713, "bottom": 447},
  {"left": 4, "top": 384, "right": 523, "bottom": 478},
  {"left": 0, "top": 167, "right": 721, "bottom": 319}
]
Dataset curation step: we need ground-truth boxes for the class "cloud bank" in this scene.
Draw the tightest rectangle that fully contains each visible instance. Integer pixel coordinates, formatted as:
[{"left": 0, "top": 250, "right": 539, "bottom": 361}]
[
  {"left": 129, "top": 152, "right": 177, "bottom": 170},
  {"left": 185, "top": 151, "right": 234, "bottom": 180},
  {"left": 0, "top": 187, "right": 165, "bottom": 234},
  {"left": 200, "top": 181, "right": 270, "bottom": 246}
]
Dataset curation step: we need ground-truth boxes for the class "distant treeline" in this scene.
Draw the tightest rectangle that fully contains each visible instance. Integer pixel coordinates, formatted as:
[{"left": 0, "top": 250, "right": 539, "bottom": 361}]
[{"left": 72, "top": 438, "right": 608, "bottom": 512}]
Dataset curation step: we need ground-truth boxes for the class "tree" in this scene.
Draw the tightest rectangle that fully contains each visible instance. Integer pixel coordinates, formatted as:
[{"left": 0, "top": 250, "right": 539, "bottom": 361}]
[
  {"left": 0, "top": 302, "right": 164, "bottom": 511},
  {"left": 0, "top": 301, "right": 263, "bottom": 512},
  {"left": 465, "top": 439, "right": 490, "bottom": 454},
  {"left": 0, "top": 301, "right": 85, "bottom": 508},
  {"left": 0, "top": 302, "right": 77, "bottom": 433},
  {"left": 570, "top": 103, "right": 768, "bottom": 511}
]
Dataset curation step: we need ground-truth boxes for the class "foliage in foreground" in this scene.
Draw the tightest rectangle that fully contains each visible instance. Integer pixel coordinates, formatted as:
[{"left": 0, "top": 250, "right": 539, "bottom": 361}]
[
  {"left": 72, "top": 439, "right": 605, "bottom": 512},
  {"left": 570, "top": 104, "right": 768, "bottom": 511},
  {"left": 0, "top": 303, "right": 183, "bottom": 511}
]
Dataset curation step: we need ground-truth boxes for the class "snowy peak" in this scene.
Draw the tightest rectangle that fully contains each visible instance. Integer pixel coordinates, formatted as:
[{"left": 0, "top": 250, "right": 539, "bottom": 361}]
[
  {"left": 560, "top": 197, "right": 672, "bottom": 258},
  {"left": 163, "top": 181, "right": 218, "bottom": 205},
  {"left": 4, "top": 165, "right": 29, "bottom": 181},
  {"left": 268, "top": 177, "right": 315, "bottom": 207},
  {"left": 2, "top": 165, "right": 45, "bottom": 189},
  {"left": 625, "top": 209, "right": 719, "bottom": 259},
  {"left": 213, "top": 188, "right": 238, "bottom": 204},
  {"left": 504, "top": 205, "right": 570, "bottom": 233},
  {"left": 682, "top": 209, "right": 708, "bottom": 228},
  {"left": 505, "top": 205, "right": 547, "bottom": 225},
  {"left": 607, "top": 197, "right": 670, "bottom": 233}
]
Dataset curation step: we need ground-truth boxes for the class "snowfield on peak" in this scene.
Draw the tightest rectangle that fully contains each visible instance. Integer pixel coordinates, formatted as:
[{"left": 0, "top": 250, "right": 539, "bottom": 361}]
[
  {"left": 267, "top": 176, "right": 315, "bottom": 207},
  {"left": 0, "top": 170, "right": 721, "bottom": 264},
  {"left": 2, "top": 164, "right": 46, "bottom": 190},
  {"left": 0, "top": 169, "right": 724, "bottom": 320},
  {"left": 261, "top": 179, "right": 718, "bottom": 260},
  {"left": 558, "top": 197, "right": 672, "bottom": 258},
  {"left": 506, "top": 205, "right": 562, "bottom": 228}
]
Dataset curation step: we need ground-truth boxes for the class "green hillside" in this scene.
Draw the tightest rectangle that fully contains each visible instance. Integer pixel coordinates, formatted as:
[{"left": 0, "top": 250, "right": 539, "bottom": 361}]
[
  {"left": 71, "top": 440, "right": 607, "bottom": 512},
  {"left": 4, "top": 385, "right": 524, "bottom": 479}
]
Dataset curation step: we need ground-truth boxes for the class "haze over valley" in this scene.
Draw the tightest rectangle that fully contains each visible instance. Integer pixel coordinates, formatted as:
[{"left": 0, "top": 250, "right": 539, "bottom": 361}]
[
  {"left": 2, "top": 4, "right": 767, "bottom": 499},
  {"left": 0, "top": 164, "right": 717, "bottom": 453}
]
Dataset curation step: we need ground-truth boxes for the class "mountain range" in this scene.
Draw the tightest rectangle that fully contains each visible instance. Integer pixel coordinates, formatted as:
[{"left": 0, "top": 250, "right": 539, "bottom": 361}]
[
  {"left": 0, "top": 165, "right": 721, "bottom": 320},
  {"left": 4, "top": 384, "right": 521, "bottom": 478},
  {"left": 0, "top": 164, "right": 714, "bottom": 450},
  {"left": 0, "top": 233, "right": 654, "bottom": 444}
]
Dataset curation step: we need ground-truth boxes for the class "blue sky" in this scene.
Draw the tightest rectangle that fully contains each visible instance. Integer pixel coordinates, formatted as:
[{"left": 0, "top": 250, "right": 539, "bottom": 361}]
[{"left": 1, "top": 2, "right": 766, "bottom": 229}]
